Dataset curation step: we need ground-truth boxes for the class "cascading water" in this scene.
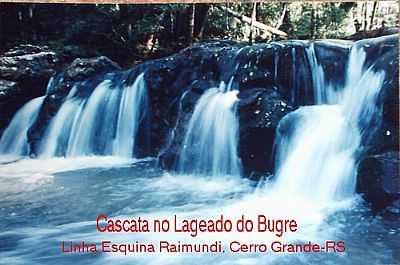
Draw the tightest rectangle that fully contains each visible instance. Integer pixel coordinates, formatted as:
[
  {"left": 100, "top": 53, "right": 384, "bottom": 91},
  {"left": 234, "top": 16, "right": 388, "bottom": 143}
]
[
  {"left": 0, "top": 96, "right": 45, "bottom": 156},
  {"left": 177, "top": 81, "right": 241, "bottom": 177},
  {"left": 38, "top": 85, "right": 82, "bottom": 157},
  {"left": 272, "top": 43, "right": 385, "bottom": 204},
  {"left": 305, "top": 43, "right": 328, "bottom": 104},
  {"left": 38, "top": 73, "right": 148, "bottom": 158},
  {"left": 113, "top": 73, "right": 147, "bottom": 157},
  {"left": 65, "top": 80, "right": 114, "bottom": 156}
]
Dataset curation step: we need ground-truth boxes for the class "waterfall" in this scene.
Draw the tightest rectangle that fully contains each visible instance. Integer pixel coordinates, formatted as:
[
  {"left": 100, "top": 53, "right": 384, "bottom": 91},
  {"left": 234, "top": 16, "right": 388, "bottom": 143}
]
[
  {"left": 0, "top": 96, "right": 45, "bottom": 156},
  {"left": 305, "top": 42, "right": 344, "bottom": 105},
  {"left": 177, "top": 82, "right": 241, "bottom": 177},
  {"left": 39, "top": 85, "right": 82, "bottom": 157},
  {"left": 38, "top": 72, "right": 148, "bottom": 158},
  {"left": 113, "top": 73, "right": 147, "bottom": 157},
  {"left": 65, "top": 80, "right": 118, "bottom": 156},
  {"left": 272, "top": 44, "right": 385, "bottom": 203},
  {"left": 305, "top": 43, "right": 328, "bottom": 104}
]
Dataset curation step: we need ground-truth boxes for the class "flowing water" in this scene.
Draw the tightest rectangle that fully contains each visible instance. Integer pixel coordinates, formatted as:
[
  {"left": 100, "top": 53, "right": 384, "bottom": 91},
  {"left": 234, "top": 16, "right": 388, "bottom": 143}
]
[
  {"left": 0, "top": 42, "right": 398, "bottom": 265},
  {"left": 273, "top": 44, "right": 385, "bottom": 204},
  {"left": 177, "top": 81, "right": 241, "bottom": 177},
  {"left": 37, "top": 73, "right": 148, "bottom": 158},
  {"left": 0, "top": 96, "right": 45, "bottom": 157}
]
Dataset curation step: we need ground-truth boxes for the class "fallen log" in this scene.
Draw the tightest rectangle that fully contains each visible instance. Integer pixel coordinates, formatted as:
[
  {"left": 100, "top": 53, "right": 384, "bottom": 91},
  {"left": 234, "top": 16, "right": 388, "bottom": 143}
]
[{"left": 217, "top": 5, "right": 288, "bottom": 38}]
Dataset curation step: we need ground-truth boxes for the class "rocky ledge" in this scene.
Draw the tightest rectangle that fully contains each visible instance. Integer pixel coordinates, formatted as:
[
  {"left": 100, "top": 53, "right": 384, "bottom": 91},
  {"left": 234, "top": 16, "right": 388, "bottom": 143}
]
[{"left": 0, "top": 44, "right": 60, "bottom": 134}]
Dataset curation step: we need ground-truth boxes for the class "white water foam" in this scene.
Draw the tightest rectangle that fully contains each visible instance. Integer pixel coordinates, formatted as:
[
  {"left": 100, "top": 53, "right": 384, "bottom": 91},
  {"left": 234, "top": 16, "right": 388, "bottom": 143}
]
[
  {"left": 0, "top": 96, "right": 45, "bottom": 156},
  {"left": 178, "top": 82, "right": 241, "bottom": 177},
  {"left": 35, "top": 73, "right": 148, "bottom": 158}
]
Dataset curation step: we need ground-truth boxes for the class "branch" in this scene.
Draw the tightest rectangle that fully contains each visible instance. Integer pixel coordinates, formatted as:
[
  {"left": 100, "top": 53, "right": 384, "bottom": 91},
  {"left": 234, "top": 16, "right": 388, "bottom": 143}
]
[
  {"left": 275, "top": 3, "right": 287, "bottom": 29},
  {"left": 217, "top": 5, "right": 288, "bottom": 38}
]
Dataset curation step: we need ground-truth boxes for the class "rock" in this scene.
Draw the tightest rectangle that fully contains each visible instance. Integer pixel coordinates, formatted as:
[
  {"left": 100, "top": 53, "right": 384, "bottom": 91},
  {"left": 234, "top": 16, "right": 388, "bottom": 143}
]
[
  {"left": 358, "top": 34, "right": 399, "bottom": 68},
  {"left": 158, "top": 89, "right": 202, "bottom": 171},
  {"left": 238, "top": 87, "right": 294, "bottom": 178},
  {"left": 358, "top": 34, "right": 399, "bottom": 155},
  {"left": 139, "top": 42, "right": 242, "bottom": 158},
  {"left": 357, "top": 152, "right": 400, "bottom": 210},
  {"left": 0, "top": 80, "right": 19, "bottom": 99},
  {"left": 235, "top": 46, "right": 275, "bottom": 91},
  {"left": 269, "top": 42, "right": 314, "bottom": 105},
  {"left": 0, "top": 44, "right": 60, "bottom": 132},
  {"left": 0, "top": 45, "right": 58, "bottom": 81},
  {"left": 64, "top": 56, "right": 121, "bottom": 82},
  {"left": 353, "top": 36, "right": 399, "bottom": 211},
  {"left": 313, "top": 40, "right": 351, "bottom": 88}
]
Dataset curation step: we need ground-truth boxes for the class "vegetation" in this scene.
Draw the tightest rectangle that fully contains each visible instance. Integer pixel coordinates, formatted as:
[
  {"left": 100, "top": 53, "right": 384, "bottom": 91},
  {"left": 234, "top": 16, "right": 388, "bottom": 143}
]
[{"left": 0, "top": 2, "right": 398, "bottom": 66}]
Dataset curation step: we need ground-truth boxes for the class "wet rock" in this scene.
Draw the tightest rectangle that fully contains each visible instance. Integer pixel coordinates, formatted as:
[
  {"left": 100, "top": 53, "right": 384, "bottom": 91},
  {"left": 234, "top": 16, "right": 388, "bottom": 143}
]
[
  {"left": 238, "top": 87, "right": 294, "bottom": 178},
  {"left": 64, "top": 56, "right": 121, "bottom": 82},
  {"left": 0, "top": 80, "right": 19, "bottom": 100},
  {"left": 235, "top": 46, "right": 275, "bottom": 91},
  {"left": 138, "top": 42, "right": 242, "bottom": 157},
  {"left": 0, "top": 44, "right": 60, "bottom": 132},
  {"left": 360, "top": 34, "right": 399, "bottom": 155},
  {"left": 313, "top": 40, "right": 351, "bottom": 88},
  {"left": 358, "top": 34, "right": 399, "bottom": 68},
  {"left": 158, "top": 89, "right": 203, "bottom": 171},
  {"left": 357, "top": 152, "right": 400, "bottom": 210},
  {"left": 270, "top": 42, "right": 316, "bottom": 105}
]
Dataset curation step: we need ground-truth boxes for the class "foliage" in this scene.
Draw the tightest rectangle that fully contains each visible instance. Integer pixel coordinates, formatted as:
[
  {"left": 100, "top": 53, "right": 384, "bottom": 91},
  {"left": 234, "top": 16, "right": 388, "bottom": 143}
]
[{"left": 0, "top": 2, "right": 397, "bottom": 65}]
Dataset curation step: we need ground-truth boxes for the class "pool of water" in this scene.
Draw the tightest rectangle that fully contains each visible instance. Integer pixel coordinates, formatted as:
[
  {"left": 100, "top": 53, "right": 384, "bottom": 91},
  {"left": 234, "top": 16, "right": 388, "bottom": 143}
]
[{"left": 0, "top": 157, "right": 398, "bottom": 265}]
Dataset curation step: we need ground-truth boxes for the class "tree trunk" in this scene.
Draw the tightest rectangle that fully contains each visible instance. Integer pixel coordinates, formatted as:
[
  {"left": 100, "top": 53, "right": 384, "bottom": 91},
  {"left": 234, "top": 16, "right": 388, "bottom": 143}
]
[
  {"left": 363, "top": 2, "right": 368, "bottom": 30},
  {"left": 310, "top": 4, "right": 315, "bottom": 38},
  {"left": 249, "top": 2, "right": 257, "bottom": 44},
  {"left": 28, "top": 4, "right": 37, "bottom": 42},
  {"left": 280, "top": 5, "right": 292, "bottom": 36},
  {"left": 193, "top": 4, "right": 210, "bottom": 40},
  {"left": 174, "top": 9, "right": 185, "bottom": 39},
  {"left": 188, "top": 4, "right": 195, "bottom": 45},
  {"left": 276, "top": 3, "right": 287, "bottom": 29},
  {"left": 369, "top": 1, "right": 378, "bottom": 30}
]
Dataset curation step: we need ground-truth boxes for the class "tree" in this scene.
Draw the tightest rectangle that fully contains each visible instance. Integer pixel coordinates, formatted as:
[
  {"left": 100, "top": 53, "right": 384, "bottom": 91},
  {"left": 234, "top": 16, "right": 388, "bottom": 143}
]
[
  {"left": 193, "top": 4, "right": 210, "bottom": 40},
  {"left": 249, "top": 2, "right": 257, "bottom": 43},
  {"left": 188, "top": 4, "right": 195, "bottom": 45},
  {"left": 369, "top": 1, "right": 378, "bottom": 30}
]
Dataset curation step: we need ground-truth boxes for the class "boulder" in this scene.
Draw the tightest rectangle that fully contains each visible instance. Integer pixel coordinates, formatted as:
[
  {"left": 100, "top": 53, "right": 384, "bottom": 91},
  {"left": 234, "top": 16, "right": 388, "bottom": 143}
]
[
  {"left": 352, "top": 35, "right": 399, "bottom": 211},
  {"left": 63, "top": 56, "right": 121, "bottom": 82},
  {"left": 357, "top": 152, "right": 400, "bottom": 210},
  {"left": 238, "top": 87, "right": 294, "bottom": 178},
  {"left": 363, "top": 35, "right": 399, "bottom": 155},
  {"left": 158, "top": 89, "right": 202, "bottom": 170},
  {"left": 0, "top": 44, "right": 60, "bottom": 132},
  {"left": 313, "top": 40, "right": 351, "bottom": 88},
  {"left": 357, "top": 34, "right": 399, "bottom": 68},
  {"left": 139, "top": 41, "right": 242, "bottom": 157}
]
